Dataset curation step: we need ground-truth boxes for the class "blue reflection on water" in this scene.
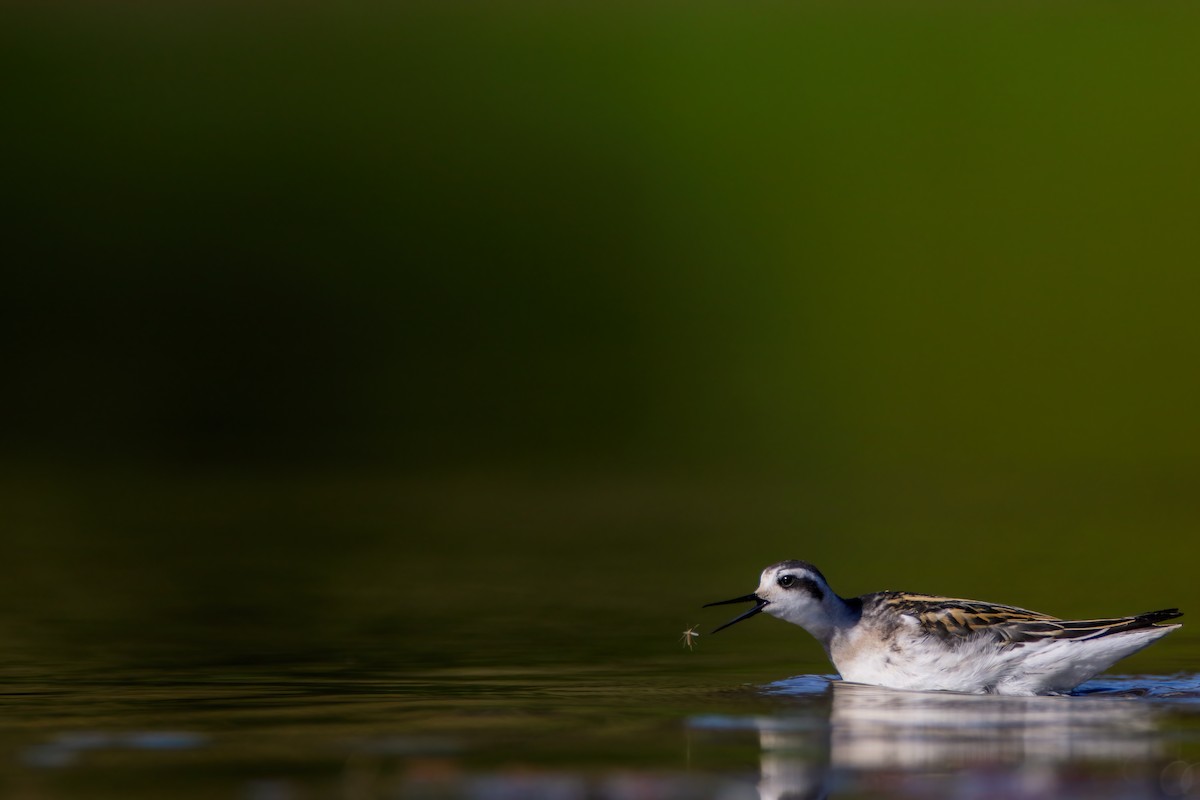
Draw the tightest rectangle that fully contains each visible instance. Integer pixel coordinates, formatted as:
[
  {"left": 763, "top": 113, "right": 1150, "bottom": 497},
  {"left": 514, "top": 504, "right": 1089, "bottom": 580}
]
[
  {"left": 1075, "top": 673, "right": 1200, "bottom": 701},
  {"left": 23, "top": 731, "right": 209, "bottom": 768},
  {"left": 763, "top": 672, "right": 1200, "bottom": 701}
]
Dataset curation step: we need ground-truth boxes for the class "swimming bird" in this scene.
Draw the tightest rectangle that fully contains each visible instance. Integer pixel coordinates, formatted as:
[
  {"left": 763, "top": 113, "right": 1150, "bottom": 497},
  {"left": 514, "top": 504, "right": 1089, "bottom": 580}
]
[{"left": 704, "top": 560, "right": 1182, "bottom": 696}]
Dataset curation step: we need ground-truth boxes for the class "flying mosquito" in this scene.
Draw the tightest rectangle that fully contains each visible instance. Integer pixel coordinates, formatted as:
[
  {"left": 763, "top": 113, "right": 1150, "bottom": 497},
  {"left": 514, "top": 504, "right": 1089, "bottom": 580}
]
[{"left": 680, "top": 625, "right": 701, "bottom": 651}]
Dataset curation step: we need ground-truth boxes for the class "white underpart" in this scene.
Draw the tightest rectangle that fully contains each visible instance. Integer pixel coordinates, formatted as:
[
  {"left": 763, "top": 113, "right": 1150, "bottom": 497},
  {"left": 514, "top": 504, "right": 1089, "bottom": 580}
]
[{"left": 833, "top": 619, "right": 1177, "bottom": 696}]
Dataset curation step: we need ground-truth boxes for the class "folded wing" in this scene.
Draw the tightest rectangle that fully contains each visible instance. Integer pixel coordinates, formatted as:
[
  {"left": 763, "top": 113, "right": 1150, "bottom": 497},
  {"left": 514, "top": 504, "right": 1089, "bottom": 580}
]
[{"left": 870, "top": 591, "right": 1182, "bottom": 646}]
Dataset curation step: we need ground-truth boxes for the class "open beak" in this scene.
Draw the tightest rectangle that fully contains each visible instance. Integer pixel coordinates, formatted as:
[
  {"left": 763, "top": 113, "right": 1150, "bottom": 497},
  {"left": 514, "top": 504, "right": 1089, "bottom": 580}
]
[{"left": 703, "top": 593, "right": 769, "bottom": 633}]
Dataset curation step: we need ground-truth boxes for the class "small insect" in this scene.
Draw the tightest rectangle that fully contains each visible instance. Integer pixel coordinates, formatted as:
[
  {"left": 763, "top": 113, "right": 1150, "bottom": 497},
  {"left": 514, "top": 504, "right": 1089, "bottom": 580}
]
[{"left": 680, "top": 625, "right": 701, "bottom": 651}]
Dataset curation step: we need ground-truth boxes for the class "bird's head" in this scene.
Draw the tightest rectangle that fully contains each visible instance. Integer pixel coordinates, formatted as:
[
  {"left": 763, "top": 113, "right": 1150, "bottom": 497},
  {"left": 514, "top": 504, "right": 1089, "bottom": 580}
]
[{"left": 704, "top": 560, "right": 834, "bottom": 633}]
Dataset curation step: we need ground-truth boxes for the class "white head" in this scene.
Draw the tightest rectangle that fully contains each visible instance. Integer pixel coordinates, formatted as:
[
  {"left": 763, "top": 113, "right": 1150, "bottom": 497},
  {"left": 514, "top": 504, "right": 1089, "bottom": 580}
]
[{"left": 705, "top": 560, "right": 845, "bottom": 644}]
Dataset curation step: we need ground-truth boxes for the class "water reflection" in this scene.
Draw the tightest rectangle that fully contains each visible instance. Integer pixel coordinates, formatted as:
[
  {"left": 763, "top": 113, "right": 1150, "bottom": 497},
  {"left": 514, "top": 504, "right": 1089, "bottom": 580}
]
[
  {"left": 826, "top": 680, "right": 1163, "bottom": 768},
  {"left": 22, "top": 731, "right": 209, "bottom": 769},
  {"left": 698, "top": 677, "right": 1197, "bottom": 800}
]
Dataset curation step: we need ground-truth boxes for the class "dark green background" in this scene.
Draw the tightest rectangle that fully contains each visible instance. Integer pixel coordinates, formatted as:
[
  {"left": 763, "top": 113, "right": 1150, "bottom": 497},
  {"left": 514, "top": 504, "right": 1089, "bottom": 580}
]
[{"left": 3, "top": 1, "right": 1198, "bottom": 678}]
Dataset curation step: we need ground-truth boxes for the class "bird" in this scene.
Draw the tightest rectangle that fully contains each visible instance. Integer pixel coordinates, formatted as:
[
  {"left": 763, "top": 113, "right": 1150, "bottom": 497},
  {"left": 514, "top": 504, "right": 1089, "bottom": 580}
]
[{"left": 704, "top": 560, "right": 1182, "bottom": 696}]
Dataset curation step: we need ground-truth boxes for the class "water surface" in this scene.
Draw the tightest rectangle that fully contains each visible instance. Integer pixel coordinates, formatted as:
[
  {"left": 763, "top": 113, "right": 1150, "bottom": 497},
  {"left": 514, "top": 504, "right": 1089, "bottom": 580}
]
[{"left": 2, "top": 472, "right": 1197, "bottom": 799}]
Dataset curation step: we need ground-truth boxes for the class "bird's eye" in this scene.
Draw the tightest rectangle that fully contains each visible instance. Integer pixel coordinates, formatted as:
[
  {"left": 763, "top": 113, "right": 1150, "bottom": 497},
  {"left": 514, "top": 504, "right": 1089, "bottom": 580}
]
[{"left": 778, "top": 575, "right": 795, "bottom": 588}]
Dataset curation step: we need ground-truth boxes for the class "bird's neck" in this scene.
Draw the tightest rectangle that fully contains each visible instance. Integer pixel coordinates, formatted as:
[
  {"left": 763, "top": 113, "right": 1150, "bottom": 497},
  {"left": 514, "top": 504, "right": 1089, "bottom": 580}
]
[{"left": 780, "top": 593, "right": 862, "bottom": 652}]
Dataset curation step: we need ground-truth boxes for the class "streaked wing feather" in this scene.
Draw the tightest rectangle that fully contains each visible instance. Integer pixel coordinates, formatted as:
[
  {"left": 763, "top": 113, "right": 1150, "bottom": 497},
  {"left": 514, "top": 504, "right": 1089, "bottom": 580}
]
[{"left": 868, "top": 592, "right": 1182, "bottom": 646}]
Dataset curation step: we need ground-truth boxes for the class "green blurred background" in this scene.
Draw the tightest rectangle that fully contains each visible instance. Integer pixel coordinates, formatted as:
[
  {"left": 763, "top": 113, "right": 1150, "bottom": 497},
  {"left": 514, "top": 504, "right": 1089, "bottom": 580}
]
[{"left": 3, "top": 1, "right": 1198, "bottom": 677}]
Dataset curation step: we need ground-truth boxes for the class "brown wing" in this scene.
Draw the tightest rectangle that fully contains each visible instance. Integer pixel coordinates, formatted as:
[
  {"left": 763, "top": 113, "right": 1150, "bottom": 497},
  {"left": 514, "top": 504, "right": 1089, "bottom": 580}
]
[{"left": 867, "top": 591, "right": 1182, "bottom": 645}]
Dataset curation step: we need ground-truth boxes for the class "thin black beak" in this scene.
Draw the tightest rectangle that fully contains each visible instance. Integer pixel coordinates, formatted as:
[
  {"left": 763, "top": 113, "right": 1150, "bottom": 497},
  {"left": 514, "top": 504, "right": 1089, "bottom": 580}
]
[{"left": 702, "top": 593, "right": 769, "bottom": 634}]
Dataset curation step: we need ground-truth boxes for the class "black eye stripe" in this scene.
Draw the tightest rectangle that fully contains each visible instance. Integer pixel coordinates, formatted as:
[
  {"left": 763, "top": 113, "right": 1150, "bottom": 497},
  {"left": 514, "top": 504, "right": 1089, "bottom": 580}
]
[
  {"left": 798, "top": 577, "right": 825, "bottom": 601},
  {"left": 778, "top": 574, "right": 825, "bottom": 601}
]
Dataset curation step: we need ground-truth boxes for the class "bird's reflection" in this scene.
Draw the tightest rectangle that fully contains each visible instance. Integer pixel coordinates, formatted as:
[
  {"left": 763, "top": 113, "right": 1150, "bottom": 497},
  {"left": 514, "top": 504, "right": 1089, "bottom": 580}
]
[
  {"left": 827, "top": 679, "right": 1163, "bottom": 768},
  {"left": 698, "top": 678, "right": 1172, "bottom": 800}
]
